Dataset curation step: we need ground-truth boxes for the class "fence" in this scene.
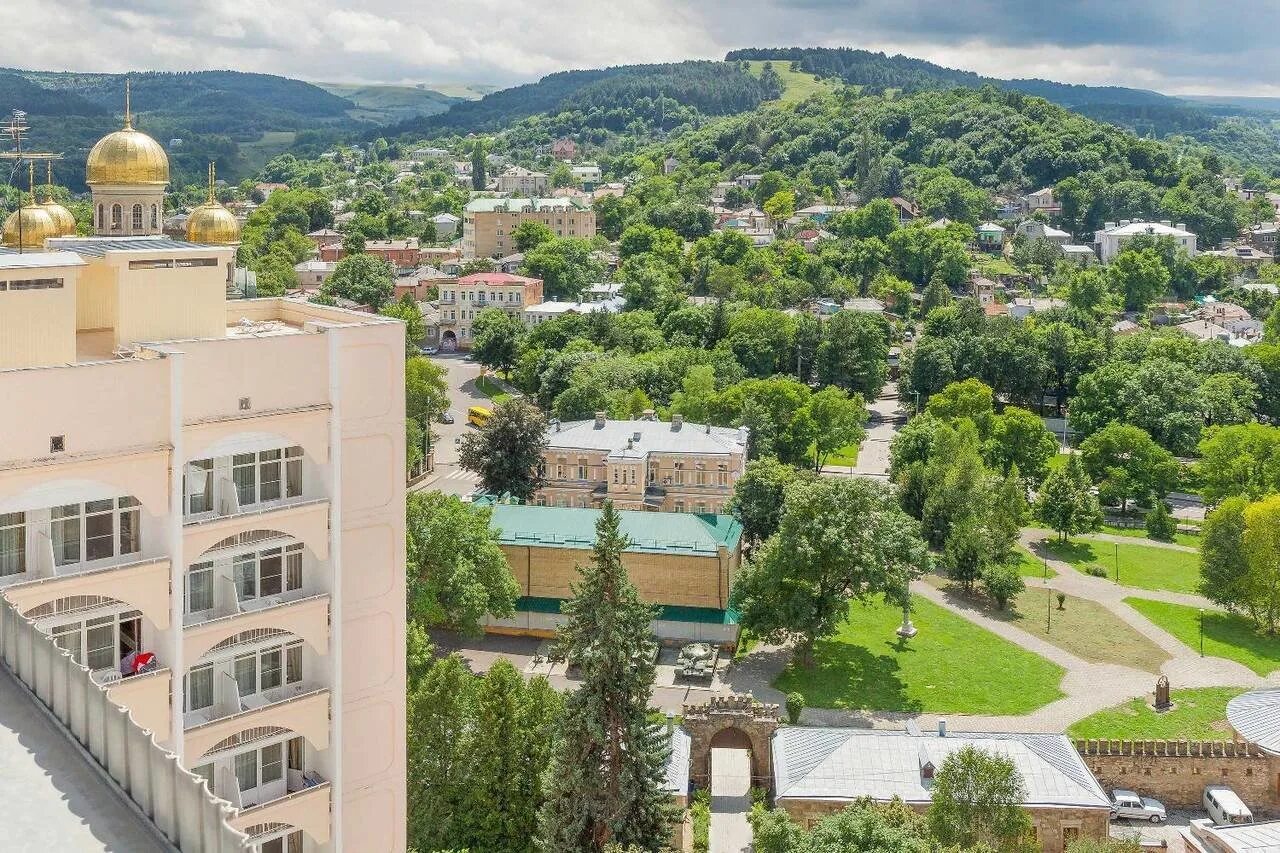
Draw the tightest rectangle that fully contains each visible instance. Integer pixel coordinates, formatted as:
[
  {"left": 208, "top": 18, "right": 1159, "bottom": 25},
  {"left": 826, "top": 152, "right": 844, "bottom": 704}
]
[{"left": 0, "top": 595, "right": 250, "bottom": 852}]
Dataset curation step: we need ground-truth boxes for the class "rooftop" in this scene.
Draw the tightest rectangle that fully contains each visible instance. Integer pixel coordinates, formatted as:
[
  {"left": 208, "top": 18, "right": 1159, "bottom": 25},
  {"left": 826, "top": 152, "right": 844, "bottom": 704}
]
[
  {"left": 0, "top": 250, "right": 85, "bottom": 270},
  {"left": 485, "top": 504, "right": 743, "bottom": 556},
  {"left": 465, "top": 197, "right": 590, "bottom": 213},
  {"left": 0, "top": 667, "right": 169, "bottom": 852},
  {"left": 1227, "top": 689, "right": 1280, "bottom": 755},
  {"left": 45, "top": 236, "right": 216, "bottom": 257},
  {"left": 458, "top": 272, "right": 541, "bottom": 286},
  {"left": 773, "top": 727, "right": 1109, "bottom": 809},
  {"left": 547, "top": 417, "right": 747, "bottom": 456},
  {"left": 1102, "top": 221, "right": 1194, "bottom": 238},
  {"left": 1186, "top": 819, "right": 1280, "bottom": 853}
]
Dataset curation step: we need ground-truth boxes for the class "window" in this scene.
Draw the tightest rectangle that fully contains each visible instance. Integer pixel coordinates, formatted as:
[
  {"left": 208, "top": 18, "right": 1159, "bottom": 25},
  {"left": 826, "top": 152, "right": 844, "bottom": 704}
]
[
  {"left": 235, "top": 750, "right": 257, "bottom": 792},
  {"left": 186, "top": 664, "right": 213, "bottom": 711},
  {"left": 231, "top": 640, "right": 303, "bottom": 700},
  {"left": 111, "top": 204, "right": 122, "bottom": 231},
  {"left": 150, "top": 205, "right": 158, "bottom": 229},
  {"left": 50, "top": 497, "right": 140, "bottom": 567},
  {"left": 48, "top": 608, "right": 140, "bottom": 672},
  {"left": 232, "top": 448, "right": 303, "bottom": 508},
  {"left": 186, "top": 562, "right": 214, "bottom": 614},
  {"left": 128, "top": 259, "right": 173, "bottom": 270},
  {"left": 234, "top": 654, "right": 257, "bottom": 698},
  {"left": 0, "top": 512, "right": 25, "bottom": 577},
  {"left": 96, "top": 204, "right": 103, "bottom": 229},
  {"left": 185, "top": 460, "right": 213, "bottom": 515},
  {"left": 3, "top": 278, "right": 65, "bottom": 291},
  {"left": 131, "top": 204, "right": 143, "bottom": 231},
  {"left": 175, "top": 258, "right": 218, "bottom": 268},
  {"left": 261, "top": 742, "right": 283, "bottom": 785},
  {"left": 261, "top": 649, "right": 283, "bottom": 691},
  {"left": 674, "top": 501, "right": 685, "bottom": 512}
]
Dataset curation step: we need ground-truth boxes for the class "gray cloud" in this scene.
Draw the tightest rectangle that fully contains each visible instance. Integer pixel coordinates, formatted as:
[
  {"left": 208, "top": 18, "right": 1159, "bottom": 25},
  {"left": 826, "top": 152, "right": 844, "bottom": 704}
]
[{"left": 0, "top": 1, "right": 1274, "bottom": 95}]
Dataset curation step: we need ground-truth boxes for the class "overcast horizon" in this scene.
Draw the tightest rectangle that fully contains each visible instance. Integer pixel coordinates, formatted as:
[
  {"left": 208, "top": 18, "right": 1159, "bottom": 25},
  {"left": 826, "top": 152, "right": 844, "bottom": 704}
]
[{"left": 8, "top": 1, "right": 1280, "bottom": 97}]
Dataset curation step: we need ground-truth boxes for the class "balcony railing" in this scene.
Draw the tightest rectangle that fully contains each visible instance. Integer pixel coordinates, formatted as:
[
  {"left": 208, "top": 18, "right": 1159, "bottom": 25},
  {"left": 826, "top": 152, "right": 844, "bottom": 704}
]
[
  {"left": 0, "top": 595, "right": 250, "bottom": 851},
  {"left": 185, "top": 680, "right": 321, "bottom": 730},
  {"left": 184, "top": 484, "right": 324, "bottom": 527}
]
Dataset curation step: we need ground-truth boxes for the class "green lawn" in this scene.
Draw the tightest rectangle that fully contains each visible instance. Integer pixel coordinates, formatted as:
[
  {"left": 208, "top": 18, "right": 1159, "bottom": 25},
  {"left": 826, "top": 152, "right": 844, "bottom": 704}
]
[
  {"left": 1041, "top": 537, "right": 1201, "bottom": 594},
  {"left": 239, "top": 131, "right": 297, "bottom": 174},
  {"left": 1045, "top": 453, "right": 1070, "bottom": 473},
  {"left": 742, "top": 60, "right": 840, "bottom": 103},
  {"left": 474, "top": 375, "right": 512, "bottom": 404},
  {"left": 1125, "top": 598, "right": 1280, "bottom": 676},
  {"left": 820, "top": 442, "right": 860, "bottom": 468},
  {"left": 1016, "top": 547, "right": 1056, "bottom": 580},
  {"left": 972, "top": 254, "right": 1019, "bottom": 277},
  {"left": 1068, "top": 687, "right": 1246, "bottom": 741},
  {"left": 1099, "top": 523, "right": 1200, "bottom": 549},
  {"left": 773, "top": 595, "right": 1065, "bottom": 715}
]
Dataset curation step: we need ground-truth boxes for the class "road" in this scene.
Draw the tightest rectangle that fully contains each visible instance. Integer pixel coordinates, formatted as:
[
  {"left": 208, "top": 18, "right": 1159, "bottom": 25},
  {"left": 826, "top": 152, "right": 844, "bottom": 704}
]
[
  {"left": 411, "top": 353, "right": 485, "bottom": 498},
  {"left": 709, "top": 748, "right": 753, "bottom": 853},
  {"left": 822, "top": 384, "right": 908, "bottom": 480}
]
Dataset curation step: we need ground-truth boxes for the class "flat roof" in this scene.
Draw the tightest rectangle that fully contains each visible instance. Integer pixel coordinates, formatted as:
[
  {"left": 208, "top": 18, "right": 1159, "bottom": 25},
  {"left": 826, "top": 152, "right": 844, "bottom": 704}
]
[
  {"left": 0, "top": 250, "right": 86, "bottom": 269},
  {"left": 514, "top": 596, "right": 738, "bottom": 626},
  {"left": 1188, "top": 820, "right": 1280, "bottom": 852},
  {"left": 0, "top": 667, "right": 170, "bottom": 852},
  {"left": 773, "top": 727, "right": 1110, "bottom": 810},
  {"left": 487, "top": 504, "right": 742, "bottom": 556},
  {"left": 547, "top": 418, "right": 746, "bottom": 456},
  {"left": 47, "top": 236, "right": 218, "bottom": 257}
]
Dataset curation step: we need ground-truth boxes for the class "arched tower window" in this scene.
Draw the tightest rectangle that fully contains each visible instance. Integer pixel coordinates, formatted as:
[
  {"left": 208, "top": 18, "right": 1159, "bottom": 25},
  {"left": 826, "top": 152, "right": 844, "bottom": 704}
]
[
  {"left": 150, "top": 204, "right": 158, "bottom": 229},
  {"left": 111, "top": 204, "right": 122, "bottom": 231},
  {"left": 132, "top": 204, "right": 143, "bottom": 231},
  {"left": 97, "top": 204, "right": 104, "bottom": 230}
]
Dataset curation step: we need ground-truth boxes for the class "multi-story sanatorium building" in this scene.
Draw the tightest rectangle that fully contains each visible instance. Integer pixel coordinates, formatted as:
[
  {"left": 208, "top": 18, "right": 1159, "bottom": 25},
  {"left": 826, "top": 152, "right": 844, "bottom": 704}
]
[{"left": 0, "top": 104, "right": 406, "bottom": 853}]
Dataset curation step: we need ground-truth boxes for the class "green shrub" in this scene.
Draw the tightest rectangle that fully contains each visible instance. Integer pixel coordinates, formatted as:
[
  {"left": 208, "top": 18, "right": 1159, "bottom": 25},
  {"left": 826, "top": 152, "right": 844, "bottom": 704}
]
[
  {"left": 1056, "top": 592, "right": 1067, "bottom": 610},
  {"left": 1085, "top": 564, "right": 1109, "bottom": 578},
  {"left": 786, "top": 691, "right": 806, "bottom": 724},
  {"left": 1146, "top": 501, "right": 1177, "bottom": 542},
  {"left": 981, "top": 561, "right": 1025, "bottom": 610},
  {"left": 692, "top": 789, "right": 711, "bottom": 853}
]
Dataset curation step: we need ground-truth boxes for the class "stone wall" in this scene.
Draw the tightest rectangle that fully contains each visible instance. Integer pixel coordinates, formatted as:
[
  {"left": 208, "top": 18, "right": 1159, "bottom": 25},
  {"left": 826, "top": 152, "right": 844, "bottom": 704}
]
[
  {"left": 684, "top": 694, "right": 780, "bottom": 790},
  {"left": 1076, "top": 739, "right": 1278, "bottom": 813},
  {"left": 776, "top": 798, "right": 1107, "bottom": 853}
]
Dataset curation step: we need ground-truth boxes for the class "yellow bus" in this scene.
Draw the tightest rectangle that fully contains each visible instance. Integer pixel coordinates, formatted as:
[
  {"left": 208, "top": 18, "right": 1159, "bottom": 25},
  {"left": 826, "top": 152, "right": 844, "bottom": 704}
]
[{"left": 467, "top": 406, "right": 492, "bottom": 428}]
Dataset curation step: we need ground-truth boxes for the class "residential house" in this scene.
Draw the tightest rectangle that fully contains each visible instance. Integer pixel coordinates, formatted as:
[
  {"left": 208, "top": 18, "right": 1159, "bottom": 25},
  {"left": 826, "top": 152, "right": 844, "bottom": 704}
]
[
  {"left": 462, "top": 197, "right": 596, "bottom": 259},
  {"left": 843, "top": 297, "right": 886, "bottom": 314},
  {"left": 253, "top": 181, "right": 289, "bottom": 200},
  {"left": 479, "top": 501, "right": 743, "bottom": 645},
  {"left": 495, "top": 252, "right": 525, "bottom": 274},
  {"left": 319, "top": 238, "right": 420, "bottom": 273},
  {"left": 793, "top": 204, "right": 849, "bottom": 225},
  {"left": 736, "top": 174, "right": 763, "bottom": 189},
  {"left": 1016, "top": 220, "right": 1072, "bottom": 245},
  {"left": 293, "top": 259, "right": 336, "bottom": 289},
  {"left": 394, "top": 266, "right": 454, "bottom": 302},
  {"left": 1184, "top": 818, "right": 1280, "bottom": 853},
  {"left": 1095, "top": 220, "right": 1197, "bottom": 262},
  {"left": 592, "top": 182, "right": 626, "bottom": 200},
  {"left": 994, "top": 196, "right": 1023, "bottom": 221},
  {"left": 305, "top": 228, "right": 343, "bottom": 249},
  {"left": 890, "top": 197, "right": 919, "bottom": 223},
  {"left": 976, "top": 222, "right": 1006, "bottom": 249},
  {"left": 437, "top": 272, "right": 543, "bottom": 350},
  {"left": 970, "top": 274, "right": 999, "bottom": 305},
  {"left": 1196, "top": 300, "right": 1252, "bottom": 325},
  {"left": 772, "top": 726, "right": 1111, "bottom": 853},
  {"left": 522, "top": 295, "right": 624, "bottom": 326},
  {"left": 1111, "top": 319, "right": 1141, "bottom": 336},
  {"left": 535, "top": 412, "right": 747, "bottom": 515},
  {"left": 1021, "top": 186, "right": 1060, "bottom": 215},
  {"left": 430, "top": 212, "right": 461, "bottom": 240},
  {"left": 1010, "top": 297, "right": 1066, "bottom": 320},
  {"left": 551, "top": 138, "right": 577, "bottom": 160},
  {"left": 570, "top": 163, "right": 602, "bottom": 186},
  {"left": 410, "top": 146, "right": 452, "bottom": 162},
  {"left": 927, "top": 217, "right": 953, "bottom": 230},
  {"left": 1175, "top": 319, "right": 1237, "bottom": 345},
  {"left": 1203, "top": 244, "right": 1273, "bottom": 267},
  {"left": 663, "top": 156, "right": 679, "bottom": 175},
  {"left": 1061, "top": 244, "right": 1098, "bottom": 264},
  {"left": 496, "top": 166, "right": 549, "bottom": 196}
]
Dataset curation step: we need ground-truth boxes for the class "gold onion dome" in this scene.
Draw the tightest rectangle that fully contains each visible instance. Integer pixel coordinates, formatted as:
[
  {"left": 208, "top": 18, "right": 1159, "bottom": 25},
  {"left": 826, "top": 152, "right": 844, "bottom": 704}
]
[
  {"left": 85, "top": 82, "right": 169, "bottom": 186},
  {"left": 40, "top": 165, "right": 77, "bottom": 237},
  {"left": 186, "top": 163, "right": 241, "bottom": 245},
  {"left": 2, "top": 204, "right": 58, "bottom": 249}
]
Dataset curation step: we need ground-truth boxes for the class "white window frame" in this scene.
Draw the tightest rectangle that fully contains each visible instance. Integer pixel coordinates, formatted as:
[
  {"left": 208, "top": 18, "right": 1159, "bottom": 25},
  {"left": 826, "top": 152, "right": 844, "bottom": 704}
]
[
  {"left": 0, "top": 511, "right": 25, "bottom": 577},
  {"left": 49, "top": 497, "right": 141, "bottom": 568}
]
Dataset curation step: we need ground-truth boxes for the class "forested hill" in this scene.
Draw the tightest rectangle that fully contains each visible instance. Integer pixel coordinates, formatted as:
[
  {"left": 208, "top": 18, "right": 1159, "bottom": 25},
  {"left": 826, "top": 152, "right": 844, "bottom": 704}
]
[
  {"left": 383, "top": 61, "right": 779, "bottom": 139},
  {"left": 0, "top": 69, "right": 366, "bottom": 188}
]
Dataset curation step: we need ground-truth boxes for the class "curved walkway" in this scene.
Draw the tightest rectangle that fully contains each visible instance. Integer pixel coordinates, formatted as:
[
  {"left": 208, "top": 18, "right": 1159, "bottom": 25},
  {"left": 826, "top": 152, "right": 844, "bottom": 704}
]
[{"left": 726, "top": 529, "right": 1270, "bottom": 734}]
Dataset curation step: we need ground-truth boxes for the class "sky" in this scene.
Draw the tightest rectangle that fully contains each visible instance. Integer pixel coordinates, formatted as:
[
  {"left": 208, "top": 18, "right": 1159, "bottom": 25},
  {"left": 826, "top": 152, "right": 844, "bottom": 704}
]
[{"left": 6, "top": 0, "right": 1276, "bottom": 96}]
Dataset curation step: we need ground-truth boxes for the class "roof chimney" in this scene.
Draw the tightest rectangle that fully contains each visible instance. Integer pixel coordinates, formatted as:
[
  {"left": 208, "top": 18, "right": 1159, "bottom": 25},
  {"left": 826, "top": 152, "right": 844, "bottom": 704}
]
[
  {"left": 1176, "top": 223, "right": 1186, "bottom": 232},
  {"left": 632, "top": 430, "right": 642, "bottom": 443},
  {"left": 737, "top": 425, "right": 750, "bottom": 445},
  {"left": 938, "top": 719, "right": 947, "bottom": 738},
  {"left": 594, "top": 411, "right": 606, "bottom": 428},
  {"left": 642, "top": 408, "right": 656, "bottom": 421},
  {"left": 1120, "top": 219, "right": 1131, "bottom": 227},
  {"left": 1161, "top": 220, "right": 1172, "bottom": 227},
  {"left": 672, "top": 414, "right": 684, "bottom": 430},
  {"left": 1104, "top": 221, "right": 1116, "bottom": 230},
  {"left": 550, "top": 417, "right": 561, "bottom": 433}
]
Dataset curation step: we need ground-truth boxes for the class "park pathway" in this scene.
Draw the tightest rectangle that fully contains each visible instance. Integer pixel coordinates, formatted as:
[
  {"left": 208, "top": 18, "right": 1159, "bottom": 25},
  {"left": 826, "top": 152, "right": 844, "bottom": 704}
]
[{"left": 709, "top": 748, "right": 753, "bottom": 853}]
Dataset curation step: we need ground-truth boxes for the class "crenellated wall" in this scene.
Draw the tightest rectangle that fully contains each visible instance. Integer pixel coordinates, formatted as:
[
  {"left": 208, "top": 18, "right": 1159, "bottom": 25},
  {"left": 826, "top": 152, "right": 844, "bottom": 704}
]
[{"left": 1075, "top": 739, "right": 1278, "bottom": 813}]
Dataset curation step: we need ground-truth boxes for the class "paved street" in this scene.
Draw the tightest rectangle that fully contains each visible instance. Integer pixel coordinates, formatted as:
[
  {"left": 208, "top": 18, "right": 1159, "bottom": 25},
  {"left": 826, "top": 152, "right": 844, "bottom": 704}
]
[
  {"left": 709, "top": 748, "right": 753, "bottom": 853},
  {"left": 822, "top": 384, "right": 907, "bottom": 480},
  {"left": 411, "top": 353, "right": 485, "bottom": 498}
]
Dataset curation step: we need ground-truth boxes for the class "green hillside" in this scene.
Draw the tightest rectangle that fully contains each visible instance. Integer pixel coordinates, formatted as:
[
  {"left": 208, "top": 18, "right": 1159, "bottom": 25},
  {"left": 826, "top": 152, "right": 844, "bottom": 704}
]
[
  {"left": 315, "top": 83, "right": 462, "bottom": 124},
  {"left": 740, "top": 59, "right": 840, "bottom": 103}
]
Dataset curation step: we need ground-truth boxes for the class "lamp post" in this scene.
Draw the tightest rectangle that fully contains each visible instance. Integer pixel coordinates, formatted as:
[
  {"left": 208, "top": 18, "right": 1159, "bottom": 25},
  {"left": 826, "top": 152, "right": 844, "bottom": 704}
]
[
  {"left": 1043, "top": 553, "right": 1049, "bottom": 583},
  {"left": 1199, "top": 608, "right": 1205, "bottom": 657},
  {"left": 913, "top": 390, "right": 920, "bottom": 416},
  {"left": 1114, "top": 542, "right": 1120, "bottom": 585},
  {"left": 1047, "top": 586, "right": 1052, "bottom": 634}
]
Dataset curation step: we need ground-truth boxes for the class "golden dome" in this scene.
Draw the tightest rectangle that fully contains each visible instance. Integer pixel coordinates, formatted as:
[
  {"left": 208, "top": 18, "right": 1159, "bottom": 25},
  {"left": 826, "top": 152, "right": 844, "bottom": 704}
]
[
  {"left": 40, "top": 199, "right": 78, "bottom": 237},
  {"left": 86, "top": 126, "right": 170, "bottom": 186},
  {"left": 2, "top": 204, "right": 58, "bottom": 249},
  {"left": 186, "top": 201, "right": 241, "bottom": 245}
]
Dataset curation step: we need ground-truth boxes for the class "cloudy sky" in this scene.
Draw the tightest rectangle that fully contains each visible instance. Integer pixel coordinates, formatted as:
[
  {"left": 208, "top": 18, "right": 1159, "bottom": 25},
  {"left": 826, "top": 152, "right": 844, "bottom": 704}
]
[{"left": 6, "top": 1, "right": 1274, "bottom": 96}]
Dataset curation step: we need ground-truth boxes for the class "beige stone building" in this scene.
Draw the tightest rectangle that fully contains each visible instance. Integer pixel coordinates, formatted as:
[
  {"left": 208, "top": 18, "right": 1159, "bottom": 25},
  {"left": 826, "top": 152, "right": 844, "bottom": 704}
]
[
  {"left": 462, "top": 197, "right": 596, "bottom": 259},
  {"left": 535, "top": 414, "right": 747, "bottom": 514},
  {"left": 480, "top": 502, "right": 743, "bottom": 645},
  {"left": 0, "top": 109, "right": 405, "bottom": 853},
  {"left": 436, "top": 271, "right": 543, "bottom": 351},
  {"left": 496, "top": 166, "right": 549, "bottom": 196},
  {"left": 772, "top": 726, "right": 1111, "bottom": 853}
]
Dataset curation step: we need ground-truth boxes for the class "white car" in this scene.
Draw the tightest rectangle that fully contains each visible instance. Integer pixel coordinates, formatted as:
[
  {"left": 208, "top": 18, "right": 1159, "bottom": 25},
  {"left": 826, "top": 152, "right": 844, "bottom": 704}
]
[{"left": 1110, "top": 789, "right": 1167, "bottom": 823}]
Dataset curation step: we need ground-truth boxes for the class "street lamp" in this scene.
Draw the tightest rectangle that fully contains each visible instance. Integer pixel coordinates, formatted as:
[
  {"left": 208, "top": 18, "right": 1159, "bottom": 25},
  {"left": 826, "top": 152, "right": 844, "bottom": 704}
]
[
  {"left": 1043, "top": 553, "right": 1049, "bottom": 583},
  {"left": 913, "top": 390, "right": 920, "bottom": 416},
  {"left": 1199, "top": 608, "right": 1205, "bottom": 657},
  {"left": 1046, "top": 586, "right": 1052, "bottom": 633},
  {"left": 1114, "top": 542, "right": 1120, "bottom": 585}
]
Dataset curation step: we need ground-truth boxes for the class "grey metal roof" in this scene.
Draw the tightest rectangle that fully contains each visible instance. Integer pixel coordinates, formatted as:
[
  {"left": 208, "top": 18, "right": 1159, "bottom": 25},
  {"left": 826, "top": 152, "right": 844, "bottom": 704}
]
[
  {"left": 1227, "top": 689, "right": 1280, "bottom": 754},
  {"left": 0, "top": 250, "right": 85, "bottom": 269},
  {"left": 665, "top": 727, "right": 691, "bottom": 796},
  {"left": 1187, "top": 820, "right": 1280, "bottom": 852},
  {"left": 547, "top": 418, "right": 747, "bottom": 457},
  {"left": 46, "top": 236, "right": 211, "bottom": 257},
  {"left": 772, "top": 727, "right": 1110, "bottom": 809}
]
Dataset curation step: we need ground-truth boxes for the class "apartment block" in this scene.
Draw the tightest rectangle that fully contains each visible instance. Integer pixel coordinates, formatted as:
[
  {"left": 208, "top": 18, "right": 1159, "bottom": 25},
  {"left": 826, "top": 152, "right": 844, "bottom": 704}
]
[
  {"left": 0, "top": 240, "right": 406, "bottom": 853},
  {"left": 496, "top": 166, "right": 548, "bottom": 196},
  {"left": 462, "top": 197, "right": 596, "bottom": 259},
  {"left": 436, "top": 271, "right": 543, "bottom": 351},
  {"left": 535, "top": 413, "right": 747, "bottom": 514}
]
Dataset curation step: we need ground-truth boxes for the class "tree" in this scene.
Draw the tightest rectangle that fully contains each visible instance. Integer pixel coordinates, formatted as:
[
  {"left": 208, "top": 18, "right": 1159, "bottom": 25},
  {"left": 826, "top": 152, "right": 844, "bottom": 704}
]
[
  {"left": 751, "top": 799, "right": 936, "bottom": 853},
  {"left": 471, "top": 307, "right": 524, "bottom": 375},
  {"left": 814, "top": 311, "right": 891, "bottom": 398},
  {"left": 926, "top": 745, "right": 1033, "bottom": 850},
  {"left": 985, "top": 407, "right": 1059, "bottom": 484},
  {"left": 471, "top": 138, "right": 488, "bottom": 190},
  {"left": 1197, "top": 424, "right": 1280, "bottom": 503},
  {"left": 405, "top": 356, "right": 449, "bottom": 427},
  {"left": 1108, "top": 248, "right": 1170, "bottom": 311},
  {"left": 943, "top": 519, "right": 989, "bottom": 593},
  {"left": 379, "top": 293, "right": 426, "bottom": 352},
  {"left": 1035, "top": 454, "right": 1103, "bottom": 542},
  {"left": 514, "top": 220, "right": 555, "bottom": 252},
  {"left": 1242, "top": 495, "right": 1280, "bottom": 634},
  {"left": 522, "top": 237, "right": 606, "bottom": 300},
  {"left": 459, "top": 399, "right": 548, "bottom": 501},
  {"left": 406, "top": 493, "right": 519, "bottom": 635},
  {"left": 539, "top": 503, "right": 680, "bottom": 851},
  {"left": 321, "top": 252, "right": 395, "bottom": 311},
  {"left": 1079, "top": 423, "right": 1180, "bottom": 514},
  {"left": 732, "top": 477, "right": 928, "bottom": 666},
  {"left": 987, "top": 467, "right": 1029, "bottom": 565},
  {"left": 925, "top": 378, "right": 995, "bottom": 434},
  {"left": 983, "top": 561, "right": 1025, "bottom": 610},
  {"left": 806, "top": 387, "right": 867, "bottom": 471},
  {"left": 727, "top": 457, "right": 809, "bottom": 544},
  {"left": 341, "top": 227, "right": 367, "bottom": 256},
  {"left": 407, "top": 654, "right": 475, "bottom": 851},
  {"left": 1200, "top": 497, "right": 1251, "bottom": 616},
  {"left": 1146, "top": 500, "right": 1177, "bottom": 542},
  {"left": 920, "top": 278, "right": 953, "bottom": 315},
  {"left": 763, "top": 189, "right": 797, "bottom": 222}
]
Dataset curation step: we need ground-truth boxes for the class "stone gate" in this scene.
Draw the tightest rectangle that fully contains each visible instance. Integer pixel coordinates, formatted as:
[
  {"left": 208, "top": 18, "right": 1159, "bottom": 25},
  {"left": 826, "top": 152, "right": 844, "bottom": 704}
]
[{"left": 684, "top": 693, "right": 781, "bottom": 790}]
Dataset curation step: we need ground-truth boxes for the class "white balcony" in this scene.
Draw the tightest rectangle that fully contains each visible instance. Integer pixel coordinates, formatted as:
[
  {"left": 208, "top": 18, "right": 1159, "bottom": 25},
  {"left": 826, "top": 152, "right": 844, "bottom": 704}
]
[{"left": 184, "top": 680, "right": 322, "bottom": 730}]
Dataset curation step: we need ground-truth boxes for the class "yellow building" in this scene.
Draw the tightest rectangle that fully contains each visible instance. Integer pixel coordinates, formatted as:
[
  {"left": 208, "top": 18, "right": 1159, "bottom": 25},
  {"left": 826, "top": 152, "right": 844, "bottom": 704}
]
[
  {"left": 0, "top": 111, "right": 405, "bottom": 853},
  {"left": 462, "top": 196, "right": 596, "bottom": 258}
]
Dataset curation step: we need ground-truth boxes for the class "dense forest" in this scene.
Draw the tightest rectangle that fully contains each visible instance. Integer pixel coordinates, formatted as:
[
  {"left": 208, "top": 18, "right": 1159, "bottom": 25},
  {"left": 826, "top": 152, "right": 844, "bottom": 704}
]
[{"left": 383, "top": 61, "right": 779, "bottom": 139}]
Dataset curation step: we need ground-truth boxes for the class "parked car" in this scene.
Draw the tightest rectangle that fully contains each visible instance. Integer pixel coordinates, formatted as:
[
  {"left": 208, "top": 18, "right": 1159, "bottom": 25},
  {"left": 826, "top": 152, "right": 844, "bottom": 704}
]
[
  {"left": 1110, "top": 789, "right": 1166, "bottom": 823},
  {"left": 423, "top": 346, "right": 439, "bottom": 356},
  {"left": 438, "top": 411, "right": 455, "bottom": 424},
  {"left": 1204, "top": 785, "right": 1252, "bottom": 826}
]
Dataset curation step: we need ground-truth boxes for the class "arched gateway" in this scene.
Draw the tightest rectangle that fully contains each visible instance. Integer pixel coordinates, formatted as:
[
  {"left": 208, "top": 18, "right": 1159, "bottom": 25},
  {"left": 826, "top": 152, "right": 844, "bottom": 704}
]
[{"left": 683, "top": 693, "right": 781, "bottom": 791}]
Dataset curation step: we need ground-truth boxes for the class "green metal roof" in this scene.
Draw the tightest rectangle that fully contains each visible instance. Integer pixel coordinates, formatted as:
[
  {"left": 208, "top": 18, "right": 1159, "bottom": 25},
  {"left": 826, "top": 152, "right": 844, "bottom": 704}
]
[
  {"left": 488, "top": 504, "right": 742, "bottom": 557},
  {"left": 515, "top": 596, "right": 739, "bottom": 625}
]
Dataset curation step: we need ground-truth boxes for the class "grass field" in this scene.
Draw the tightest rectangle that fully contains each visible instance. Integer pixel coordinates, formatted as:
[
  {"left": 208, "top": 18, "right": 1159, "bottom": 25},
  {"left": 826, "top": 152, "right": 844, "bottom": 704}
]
[
  {"left": 971, "top": 254, "right": 1020, "bottom": 277},
  {"left": 1068, "top": 687, "right": 1246, "bottom": 740},
  {"left": 474, "top": 375, "right": 511, "bottom": 404},
  {"left": 1099, "top": 523, "right": 1201, "bottom": 549},
  {"left": 773, "top": 594, "right": 1065, "bottom": 715},
  {"left": 742, "top": 60, "right": 840, "bottom": 104},
  {"left": 1016, "top": 547, "right": 1056, "bottom": 580},
  {"left": 819, "top": 442, "right": 860, "bottom": 468},
  {"left": 1042, "top": 537, "right": 1200, "bottom": 594},
  {"left": 1125, "top": 598, "right": 1280, "bottom": 676},
  {"left": 239, "top": 131, "right": 297, "bottom": 174}
]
